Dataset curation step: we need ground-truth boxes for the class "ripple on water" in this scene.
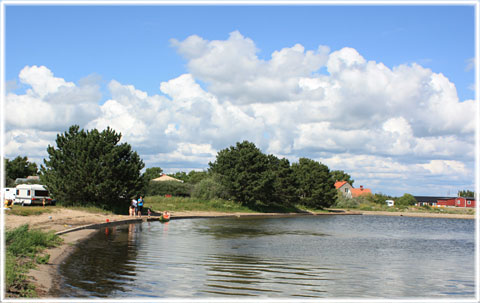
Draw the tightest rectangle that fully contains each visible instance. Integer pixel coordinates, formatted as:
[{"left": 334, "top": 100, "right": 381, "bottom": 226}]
[{"left": 56, "top": 216, "right": 475, "bottom": 298}]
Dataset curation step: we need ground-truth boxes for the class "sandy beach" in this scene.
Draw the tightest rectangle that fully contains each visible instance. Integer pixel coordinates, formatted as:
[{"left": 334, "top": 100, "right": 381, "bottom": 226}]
[{"left": 4, "top": 207, "right": 475, "bottom": 297}]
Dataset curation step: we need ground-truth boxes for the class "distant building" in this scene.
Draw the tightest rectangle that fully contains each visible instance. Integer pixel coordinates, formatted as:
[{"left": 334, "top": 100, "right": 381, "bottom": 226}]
[
  {"left": 413, "top": 196, "right": 444, "bottom": 207},
  {"left": 437, "top": 197, "right": 476, "bottom": 208},
  {"left": 350, "top": 185, "right": 372, "bottom": 198},
  {"left": 151, "top": 174, "right": 184, "bottom": 183},
  {"left": 386, "top": 200, "right": 394, "bottom": 207},
  {"left": 335, "top": 181, "right": 371, "bottom": 198},
  {"left": 413, "top": 196, "right": 476, "bottom": 208},
  {"left": 334, "top": 181, "right": 353, "bottom": 198}
]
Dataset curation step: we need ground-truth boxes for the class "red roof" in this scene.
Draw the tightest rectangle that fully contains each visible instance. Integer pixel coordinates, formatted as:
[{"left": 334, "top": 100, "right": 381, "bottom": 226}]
[
  {"left": 351, "top": 187, "right": 372, "bottom": 197},
  {"left": 334, "top": 181, "right": 348, "bottom": 189}
]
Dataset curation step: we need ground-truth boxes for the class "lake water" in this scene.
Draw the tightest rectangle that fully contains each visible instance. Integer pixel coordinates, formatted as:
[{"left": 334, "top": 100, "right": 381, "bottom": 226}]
[{"left": 54, "top": 215, "right": 475, "bottom": 299}]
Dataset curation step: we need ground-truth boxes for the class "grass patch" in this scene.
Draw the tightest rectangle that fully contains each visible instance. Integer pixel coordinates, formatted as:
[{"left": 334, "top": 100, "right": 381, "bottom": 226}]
[
  {"left": 5, "top": 224, "right": 63, "bottom": 298},
  {"left": 145, "top": 196, "right": 255, "bottom": 213},
  {"left": 8, "top": 205, "right": 54, "bottom": 216}
]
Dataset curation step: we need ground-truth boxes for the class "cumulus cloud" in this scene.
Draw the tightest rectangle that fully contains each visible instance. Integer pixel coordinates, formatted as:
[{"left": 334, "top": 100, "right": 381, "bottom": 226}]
[
  {"left": 6, "top": 65, "right": 101, "bottom": 131},
  {"left": 171, "top": 31, "right": 330, "bottom": 104},
  {"left": 4, "top": 32, "right": 475, "bottom": 196},
  {"left": 419, "top": 160, "right": 468, "bottom": 175}
]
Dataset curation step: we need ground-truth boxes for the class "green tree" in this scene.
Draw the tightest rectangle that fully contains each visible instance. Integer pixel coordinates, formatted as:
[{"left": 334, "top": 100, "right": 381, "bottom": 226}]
[
  {"left": 143, "top": 167, "right": 163, "bottom": 182},
  {"left": 191, "top": 174, "right": 229, "bottom": 200},
  {"left": 187, "top": 170, "right": 208, "bottom": 184},
  {"left": 331, "top": 170, "right": 354, "bottom": 186},
  {"left": 396, "top": 193, "right": 417, "bottom": 206},
  {"left": 5, "top": 156, "right": 38, "bottom": 180},
  {"left": 365, "top": 193, "right": 392, "bottom": 205},
  {"left": 267, "top": 155, "right": 299, "bottom": 207},
  {"left": 209, "top": 141, "right": 274, "bottom": 209},
  {"left": 40, "top": 125, "right": 144, "bottom": 213},
  {"left": 292, "top": 158, "right": 336, "bottom": 209},
  {"left": 458, "top": 190, "right": 475, "bottom": 198}
]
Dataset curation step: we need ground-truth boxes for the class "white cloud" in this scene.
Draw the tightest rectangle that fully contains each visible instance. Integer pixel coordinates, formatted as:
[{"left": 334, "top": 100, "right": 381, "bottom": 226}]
[
  {"left": 4, "top": 32, "right": 475, "bottom": 196},
  {"left": 171, "top": 31, "right": 330, "bottom": 104},
  {"left": 19, "top": 65, "right": 75, "bottom": 99},
  {"left": 465, "top": 57, "right": 475, "bottom": 71},
  {"left": 419, "top": 160, "right": 468, "bottom": 175},
  {"left": 3, "top": 129, "right": 58, "bottom": 164},
  {"left": 6, "top": 65, "right": 101, "bottom": 131}
]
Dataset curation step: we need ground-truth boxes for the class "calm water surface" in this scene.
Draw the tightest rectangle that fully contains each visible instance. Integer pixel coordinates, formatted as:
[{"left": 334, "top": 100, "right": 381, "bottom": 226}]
[{"left": 55, "top": 215, "right": 475, "bottom": 298}]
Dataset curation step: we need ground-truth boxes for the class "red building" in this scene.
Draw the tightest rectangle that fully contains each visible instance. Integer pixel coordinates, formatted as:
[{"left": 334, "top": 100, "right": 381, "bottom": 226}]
[{"left": 437, "top": 197, "right": 476, "bottom": 208}]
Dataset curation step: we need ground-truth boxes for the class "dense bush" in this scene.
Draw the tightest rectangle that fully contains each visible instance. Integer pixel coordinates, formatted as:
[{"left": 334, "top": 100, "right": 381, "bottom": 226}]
[
  {"left": 145, "top": 181, "right": 193, "bottom": 197},
  {"left": 191, "top": 175, "right": 229, "bottom": 200},
  {"left": 335, "top": 192, "right": 361, "bottom": 208},
  {"left": 396, "top": 193, "right": 417, "bottom": 206},
  {"left": 365, "top": 193, "right": 392, "bottom": 205}
]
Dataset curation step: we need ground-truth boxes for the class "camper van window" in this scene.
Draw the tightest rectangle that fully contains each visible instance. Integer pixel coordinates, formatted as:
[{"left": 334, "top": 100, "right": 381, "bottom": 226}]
[
  {"left": 16, "top": 189, "right": 19, "bottom": 195},
  {"left": 35, "top": 190, "right": 49, "bottom": 197},
  {"left": 27, "top": 190, "right": 31, "bottom": 196}
]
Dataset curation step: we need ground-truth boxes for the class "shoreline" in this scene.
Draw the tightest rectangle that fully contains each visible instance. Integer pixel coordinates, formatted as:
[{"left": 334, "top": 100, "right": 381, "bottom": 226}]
[{"left": 4, "top": 208, "right": 475, "bottom": 298}]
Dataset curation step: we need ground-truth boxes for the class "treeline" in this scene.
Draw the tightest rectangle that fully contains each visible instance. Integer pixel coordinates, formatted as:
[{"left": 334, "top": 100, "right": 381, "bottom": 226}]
[
  {"left": 4, "top": 157, "right": 39, "bottom": 187},
  {"left": 6, "top": 125, "right": 475, "bottom": 214},
  {"left": 145, "top": 141, "right": 339, "bottom": 211},
  {"left": 335, "top": 191, "right": 418, "bottom": 208}
]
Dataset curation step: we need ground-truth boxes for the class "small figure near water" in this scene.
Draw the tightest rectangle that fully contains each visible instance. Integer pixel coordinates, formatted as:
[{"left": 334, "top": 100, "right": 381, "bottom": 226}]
[
  {"left": 160, "top": 210, "right": 170, "bottom": 222},
  {"left": 130, "top": 198, "right": 137, "bottom": 216},
  {"left": 137, "top": 196, "right": 144, "bottom": 217}
]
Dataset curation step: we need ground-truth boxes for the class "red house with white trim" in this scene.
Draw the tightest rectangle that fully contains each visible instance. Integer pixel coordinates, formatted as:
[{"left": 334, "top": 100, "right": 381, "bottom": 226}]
[{"left": 437, "top": 197, "right": 476, "bottom": 208}]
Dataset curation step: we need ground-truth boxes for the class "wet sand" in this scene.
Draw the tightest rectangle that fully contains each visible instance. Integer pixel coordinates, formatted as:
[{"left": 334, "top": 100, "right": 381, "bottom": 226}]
[{"left": 4, "top": 208, "right": 475, "bottom": 297}]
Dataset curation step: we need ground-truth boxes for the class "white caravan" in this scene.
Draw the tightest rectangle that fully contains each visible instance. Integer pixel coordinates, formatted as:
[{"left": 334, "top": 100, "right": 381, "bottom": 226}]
[
  {"left": 14, "top": 184, "right": 54, "bottom": 206},
  {"left": 3, "top": 187, "right": 16, "bottom": 202}
]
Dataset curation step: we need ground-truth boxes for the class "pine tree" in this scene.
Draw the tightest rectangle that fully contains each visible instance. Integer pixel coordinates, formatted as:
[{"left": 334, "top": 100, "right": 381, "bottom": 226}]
[
  {"left": 40, "top": 125, "right": 145, "bottom": 213},
  {"left": 267, "top": 155, "right": 299, "bottom": 207},
  {"left": 209, "top": 141, "right": 274, "bottom": 209},
  {"left": 292, "top": 158, "right": 336, "bottom": 209}
]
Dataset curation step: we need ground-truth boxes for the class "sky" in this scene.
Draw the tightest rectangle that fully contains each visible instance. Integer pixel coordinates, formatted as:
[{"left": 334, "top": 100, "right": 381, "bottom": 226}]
[{"left": 2, "top": 2, "right": 478, "bottom": 197}]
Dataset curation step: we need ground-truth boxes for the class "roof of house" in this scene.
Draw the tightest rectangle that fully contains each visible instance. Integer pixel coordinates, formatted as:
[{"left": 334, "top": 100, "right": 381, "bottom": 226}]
[
  {"left": 151, "top": 174, "right": 184, "bottom": 183},
  {"left": 334, "top": 181, "right": 348, "bottom": 189},
  {"left": 413, "top": 196, "right": 451, "bottom": 203},
  {"left": 437, "top": 196, "right": 476, "bottom": 201},
  {"left": 350, "top": 187, "right": 372, "bottom": 197}
]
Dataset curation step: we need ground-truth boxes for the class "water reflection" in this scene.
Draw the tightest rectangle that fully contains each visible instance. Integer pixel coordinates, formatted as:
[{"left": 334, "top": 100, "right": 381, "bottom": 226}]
[
  {"left": 201, "top": 253, "right": 333, "bottom": 297},
  {"left": 55, "top": 215, "right": 475, "bottom": 298},
  {"left": 57, "top": 224, "right": 140, "bottom": 297},
  {"left": 194, "top": 217, "right": 330, "bottom": 238}
]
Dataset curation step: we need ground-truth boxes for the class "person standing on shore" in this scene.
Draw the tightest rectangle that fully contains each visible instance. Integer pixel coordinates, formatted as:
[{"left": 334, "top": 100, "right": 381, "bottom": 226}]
[
  {"left": 137, "top": 196, "right": 144, "bottom": 217},
  {"left": 131, "top": 198, "right": 137, "bottom": 217}
]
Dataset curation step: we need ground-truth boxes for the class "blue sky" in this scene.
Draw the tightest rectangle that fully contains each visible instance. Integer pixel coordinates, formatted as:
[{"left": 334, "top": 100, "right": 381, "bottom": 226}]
[
  {"left": 3, "top": 3, "right": 478, "bottom": 197},
  {"left": 6, "top": 5, "right": 475, "bottom": 100}
]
